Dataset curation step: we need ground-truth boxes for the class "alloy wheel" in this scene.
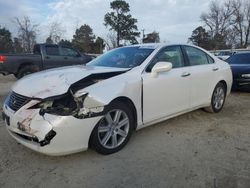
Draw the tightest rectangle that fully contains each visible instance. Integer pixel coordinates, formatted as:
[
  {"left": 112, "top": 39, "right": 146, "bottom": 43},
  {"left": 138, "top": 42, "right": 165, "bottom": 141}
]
[
  {"left": 213, "top": 86, "right": 225, "bottom": 110},
  {"left": 97, "top": 109, "right": 130, "bottom": 149}
]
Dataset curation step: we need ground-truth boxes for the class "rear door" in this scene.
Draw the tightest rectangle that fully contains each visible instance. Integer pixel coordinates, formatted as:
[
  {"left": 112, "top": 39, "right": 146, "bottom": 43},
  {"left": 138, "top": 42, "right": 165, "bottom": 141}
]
[{"left": 183, "top": 46, "right": 219, "bottom": 108}]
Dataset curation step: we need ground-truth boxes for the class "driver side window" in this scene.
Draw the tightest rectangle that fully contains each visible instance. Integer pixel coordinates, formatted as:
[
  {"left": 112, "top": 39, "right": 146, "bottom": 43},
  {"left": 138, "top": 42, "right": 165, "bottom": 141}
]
[{"left": 146, "top": 46, "right": 184, "bottom": 72}]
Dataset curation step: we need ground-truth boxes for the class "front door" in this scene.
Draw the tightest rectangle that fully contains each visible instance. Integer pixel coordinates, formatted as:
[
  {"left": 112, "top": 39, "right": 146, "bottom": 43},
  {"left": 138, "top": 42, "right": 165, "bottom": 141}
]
[{"left": 142, "top": 45, "right": 191, "bottom": 124}]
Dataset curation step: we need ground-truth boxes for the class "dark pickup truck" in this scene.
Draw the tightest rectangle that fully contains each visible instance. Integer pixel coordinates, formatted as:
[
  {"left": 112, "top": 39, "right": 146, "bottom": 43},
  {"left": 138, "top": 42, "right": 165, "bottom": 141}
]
[{"left": 0, "top": 44, "right": 93, "bottom": 79}]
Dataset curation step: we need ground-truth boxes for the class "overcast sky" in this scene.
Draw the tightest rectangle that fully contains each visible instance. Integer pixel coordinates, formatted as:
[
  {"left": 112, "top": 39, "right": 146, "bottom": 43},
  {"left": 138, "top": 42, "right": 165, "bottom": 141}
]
[{"left": 0, "top": 0, "right": 218, "bottom": 44}]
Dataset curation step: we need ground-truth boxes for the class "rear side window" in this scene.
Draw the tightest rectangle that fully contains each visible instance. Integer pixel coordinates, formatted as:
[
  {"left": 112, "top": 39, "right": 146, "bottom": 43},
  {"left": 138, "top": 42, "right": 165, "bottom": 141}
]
[
  {"left": 184, "top": 46, "right": 212, "bottom": 66},
  {"left": 227, "top": 54, "right": 250, "bottom": 64},
  {"left": 45, "top": 46, "right": 59, "bottom": 56},
  {"left": 61, "top": 47, "right": 79, "bottom": 57}
]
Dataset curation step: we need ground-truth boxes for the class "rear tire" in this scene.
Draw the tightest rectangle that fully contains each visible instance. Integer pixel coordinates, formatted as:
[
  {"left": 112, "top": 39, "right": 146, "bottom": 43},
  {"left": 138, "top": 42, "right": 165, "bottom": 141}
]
[
  {"left": 204, "top": 82, "right": 226, "bottom": 113},
  {"left": 90, "top": 101, "right": 134, "bottom": 155},
  {"left": 16, "top": 65, "right": 38, "bottom": 79}
]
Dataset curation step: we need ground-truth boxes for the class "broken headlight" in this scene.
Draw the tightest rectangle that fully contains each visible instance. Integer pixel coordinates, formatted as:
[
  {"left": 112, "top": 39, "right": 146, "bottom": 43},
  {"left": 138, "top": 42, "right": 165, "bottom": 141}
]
[{"left": 30, "top": 93, "right": 87, "bottom": 116}]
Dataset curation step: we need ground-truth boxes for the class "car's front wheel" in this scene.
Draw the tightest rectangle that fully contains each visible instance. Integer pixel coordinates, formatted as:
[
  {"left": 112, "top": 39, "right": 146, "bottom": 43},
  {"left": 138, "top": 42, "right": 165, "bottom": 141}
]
[
  {"left": 90, "top": 101, "right": 134, "bottom": 155},
  {"left": 204, "top": 82, "right": 226, "bottom": 113}
]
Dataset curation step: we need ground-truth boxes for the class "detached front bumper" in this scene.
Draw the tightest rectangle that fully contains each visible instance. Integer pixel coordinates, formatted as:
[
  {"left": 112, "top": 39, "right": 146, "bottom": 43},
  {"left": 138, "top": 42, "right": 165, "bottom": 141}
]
[{"left": 2, "top": 102, "right": 102, "bottom": 156}]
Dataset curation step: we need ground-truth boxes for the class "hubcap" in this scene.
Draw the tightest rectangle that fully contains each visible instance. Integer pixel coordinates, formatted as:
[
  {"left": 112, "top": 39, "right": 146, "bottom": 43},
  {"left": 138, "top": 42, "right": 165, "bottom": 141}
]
[
  {"left": 213, "top": 87, "right": 225, "bottom": 110},
  {"left": 98, "top": 109, "right": 129, "bottom": 149}
]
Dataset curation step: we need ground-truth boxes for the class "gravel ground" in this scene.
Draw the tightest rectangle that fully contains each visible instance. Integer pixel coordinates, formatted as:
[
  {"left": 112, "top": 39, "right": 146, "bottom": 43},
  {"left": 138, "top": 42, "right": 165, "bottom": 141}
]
[{"left": 0, "top": 75, "right": 250, "bottom": 188}]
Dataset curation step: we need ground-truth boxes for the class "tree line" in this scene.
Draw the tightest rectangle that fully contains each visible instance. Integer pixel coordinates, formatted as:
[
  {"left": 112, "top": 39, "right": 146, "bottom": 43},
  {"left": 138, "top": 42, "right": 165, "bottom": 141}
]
[
  {"left": 0, "top": 0, "right": 160, "bottom": 54},
  {"left": 189, "top": 0, "right": 250, "bottom": 50}
]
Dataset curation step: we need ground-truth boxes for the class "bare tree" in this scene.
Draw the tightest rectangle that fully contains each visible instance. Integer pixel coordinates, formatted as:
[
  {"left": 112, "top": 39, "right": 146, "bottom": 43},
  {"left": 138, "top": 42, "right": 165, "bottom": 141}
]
[
  {"left": 47, "top": 21, "right": 65, "bottom": 44},
  {"left": 200, "top": 0, "right": 250, "bottom": 49},
  {"left": 226, "top": 27, "right": 238, "bottom": 48},
  {"left": 104, "top": 32, "right": 118, "bottom": 50},
  {"left": 231, "top": 0, "right": 244, "bottom": 47},
  {"left": 201, "top": 1, "right": 234, "bottom": 37},
  {"left": 14, "top": 16, "right": 38, "bottom": 52},
  {"left": 234, "top": 0, "right": 250, "bottom": 47},
  {"left": 244, "top": 0, "right": 250, "bottom": 47}
]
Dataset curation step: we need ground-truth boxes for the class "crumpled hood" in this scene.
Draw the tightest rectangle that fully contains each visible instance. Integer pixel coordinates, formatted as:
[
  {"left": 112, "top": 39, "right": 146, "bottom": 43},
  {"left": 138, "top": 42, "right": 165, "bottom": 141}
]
[{"left": 12, "top": 65, "right": 128, "bottom": 99}]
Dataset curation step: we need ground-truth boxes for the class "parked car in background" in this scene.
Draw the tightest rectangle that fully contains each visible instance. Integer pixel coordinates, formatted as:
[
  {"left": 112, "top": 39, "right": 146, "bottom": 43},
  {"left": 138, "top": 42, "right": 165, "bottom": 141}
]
[
  {"left": 214, "top": 51, "right": 235, "bottom": 61},
  {"left": 2, "top": 44, "right": 232, "bottom": 156},
  {"left": 226, "top": 52, "right": 250, "bottom": 90},
  {"left": 0, "top": 44, "right": 93, "bottom": 79}
]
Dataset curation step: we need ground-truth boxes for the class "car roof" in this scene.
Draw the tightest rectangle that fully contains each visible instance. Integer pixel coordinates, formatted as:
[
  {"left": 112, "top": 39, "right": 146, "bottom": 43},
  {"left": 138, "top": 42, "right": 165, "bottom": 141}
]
[
  {"left": 126, "top": 43, "right": 197, "bottom": 49},
  {"left": 123, "top": 43, "right": 217, "bottom": 58},
  {"left": 234, "top": 51, "right": 250, "bottom": 55}
]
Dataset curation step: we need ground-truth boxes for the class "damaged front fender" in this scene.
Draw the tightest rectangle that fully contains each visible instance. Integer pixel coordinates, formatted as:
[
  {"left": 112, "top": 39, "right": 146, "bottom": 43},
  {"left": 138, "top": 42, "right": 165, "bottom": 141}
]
[
  {"left": 73, "top": 91, "right": 106, "bottom": 118},
  {"left": 27, "top": 90, "right": 106, "bottom": 120}
]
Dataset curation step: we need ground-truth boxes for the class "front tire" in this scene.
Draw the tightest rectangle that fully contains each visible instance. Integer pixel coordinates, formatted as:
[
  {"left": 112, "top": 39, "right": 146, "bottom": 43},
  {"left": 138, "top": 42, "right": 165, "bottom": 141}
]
[
  {"left": 204, "top": 82, "right": 226, "bottom": 113},
  {"left": 90, "top": 101, "right": 134, "bottom": 155}
]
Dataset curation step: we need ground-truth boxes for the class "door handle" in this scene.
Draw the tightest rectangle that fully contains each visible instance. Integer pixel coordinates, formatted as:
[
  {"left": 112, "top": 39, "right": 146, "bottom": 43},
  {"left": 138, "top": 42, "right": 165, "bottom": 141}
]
[
  {"left": 213, "top": 67, "right": 219, "bottom": 71},
  {"left": 64, "top": 57, "right": 68, "bottom": 60},
  {"left": 181, "top": 72, "right": 191, "bottom": 77},
  {"left": 45, "top": 56, "right": 50, "bottom": 59}
]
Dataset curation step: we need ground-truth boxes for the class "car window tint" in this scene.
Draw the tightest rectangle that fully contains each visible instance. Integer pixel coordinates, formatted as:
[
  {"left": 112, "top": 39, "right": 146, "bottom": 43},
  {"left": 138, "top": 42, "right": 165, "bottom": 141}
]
[
  {"left": 61, "top": 47, "right": 79, "bottom": 57},
  {"left": 228, "top": 54, "right": 250, "bottom": 64},
  {"left": 45, "top": 46, "right": 59, "bottom": 56},
  {"left": 147, "top": 46, "right": 184, "bottom": 72},
  {"left": 185, "top": 46, "right": 209, "bottom": 66},
  {"left": 236, "top": 54, "right": 250, "bottom": 64}
]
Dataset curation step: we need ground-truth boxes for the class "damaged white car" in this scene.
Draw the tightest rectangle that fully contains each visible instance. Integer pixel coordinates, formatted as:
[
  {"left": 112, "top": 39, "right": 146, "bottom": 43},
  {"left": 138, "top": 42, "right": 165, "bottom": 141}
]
[{"left": 2, "top": 44, "right": 232, "bottom": 156}]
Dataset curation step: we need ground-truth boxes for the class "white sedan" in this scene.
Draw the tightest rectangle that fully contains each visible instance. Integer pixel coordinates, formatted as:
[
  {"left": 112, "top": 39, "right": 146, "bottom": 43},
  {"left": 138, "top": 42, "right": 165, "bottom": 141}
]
[{"left": 2, "top": 44, "right": 232, "bottom": 156}]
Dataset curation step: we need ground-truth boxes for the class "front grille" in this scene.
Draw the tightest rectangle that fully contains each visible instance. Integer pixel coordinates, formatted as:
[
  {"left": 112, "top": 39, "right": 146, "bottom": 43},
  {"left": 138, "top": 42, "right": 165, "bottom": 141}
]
[{"left": 7, "top": 92, "right": 31, "bottom": 112}]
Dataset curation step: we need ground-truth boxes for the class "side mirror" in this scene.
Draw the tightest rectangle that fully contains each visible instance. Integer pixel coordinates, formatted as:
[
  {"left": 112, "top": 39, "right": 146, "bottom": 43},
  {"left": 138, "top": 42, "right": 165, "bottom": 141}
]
[{"left": 151, "top": 62, "right": 172, "bottom": 78}]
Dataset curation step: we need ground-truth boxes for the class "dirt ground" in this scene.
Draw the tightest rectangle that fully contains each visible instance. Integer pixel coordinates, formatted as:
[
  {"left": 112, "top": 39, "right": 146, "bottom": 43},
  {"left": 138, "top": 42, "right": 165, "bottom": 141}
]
[{"left": 0, "top": 75, "right": 250, "bottom": 188}]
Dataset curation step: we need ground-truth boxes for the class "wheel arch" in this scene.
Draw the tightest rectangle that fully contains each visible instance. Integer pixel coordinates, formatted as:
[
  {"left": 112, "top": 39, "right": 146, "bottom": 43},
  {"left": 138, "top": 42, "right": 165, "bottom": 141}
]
[
  {"left": 218, "top": 80, "right": 228, "bottom": 93},
  {"left": 15, "top": 63, "right": 40, "bottom": 79},
  {"left": 204, "top": 80, "right": 228, "bottom": 113},
  {"left": 17, "top": 62, "right": 38, "bottom": 72},
  {"left": 109, "top": 96, "right": 138, "bottom": 130},
  {"left": 88, "top": 96, "right": 137, "bottom": 150},
  {"left": 210, "top": 80, "right": 228, "bottom": 99}
]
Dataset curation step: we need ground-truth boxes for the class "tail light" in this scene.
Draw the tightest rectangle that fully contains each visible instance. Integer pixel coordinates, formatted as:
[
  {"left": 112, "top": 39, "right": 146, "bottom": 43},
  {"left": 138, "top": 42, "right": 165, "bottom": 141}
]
[{"left": 0, "top": 55, "right": 7, "bottom": 63}]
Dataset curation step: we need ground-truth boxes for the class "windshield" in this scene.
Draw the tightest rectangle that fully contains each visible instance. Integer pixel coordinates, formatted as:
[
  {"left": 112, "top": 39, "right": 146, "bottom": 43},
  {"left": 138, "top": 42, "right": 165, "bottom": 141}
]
[{"left": 87, "top": 47, "right": 154, "bottom": 68}]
